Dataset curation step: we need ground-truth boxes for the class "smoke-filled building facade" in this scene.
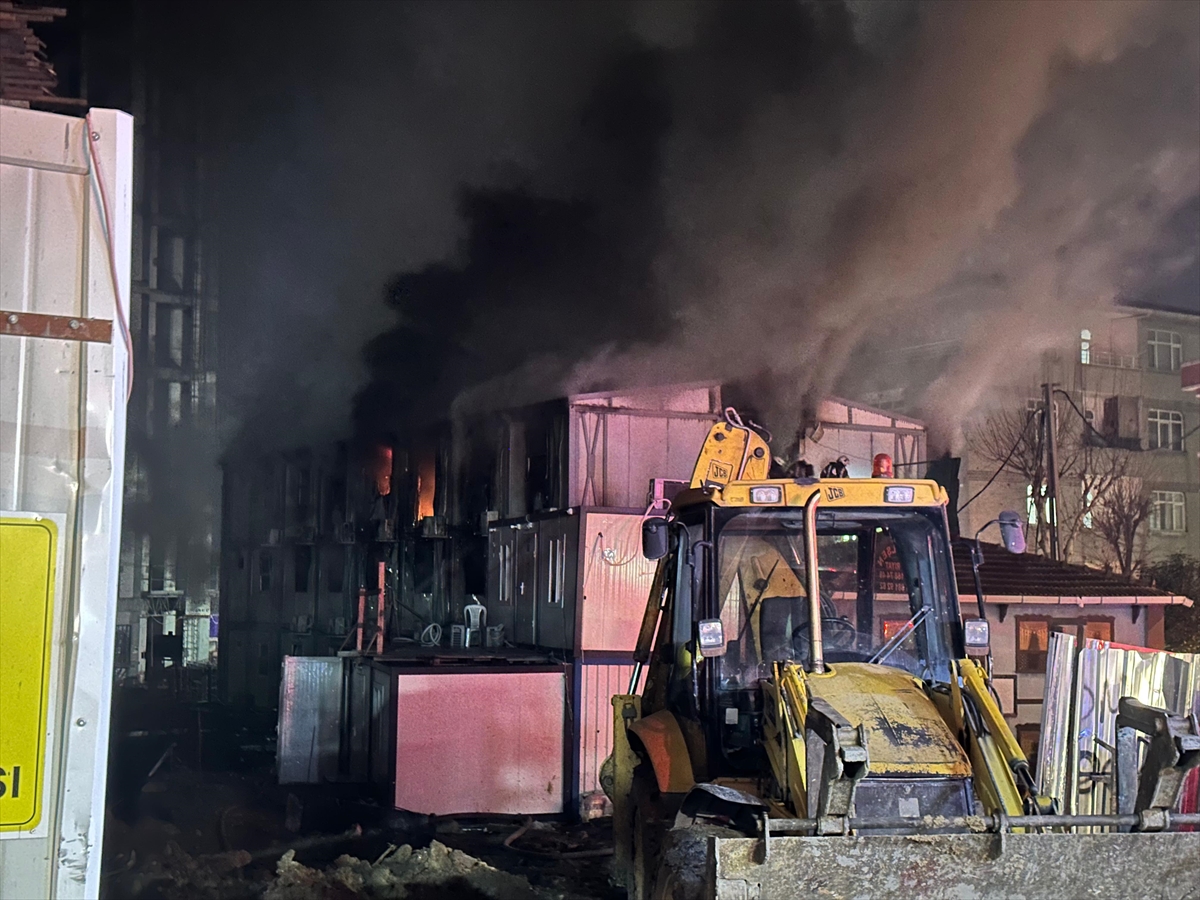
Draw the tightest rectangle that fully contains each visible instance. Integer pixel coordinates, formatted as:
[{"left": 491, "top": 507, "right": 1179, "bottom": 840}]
[
  {"left": 33, "top": 2, "right": 225, "bottom": 688},
  {"left": 216, "top": 383, "right": 939, "bottom": 708}
]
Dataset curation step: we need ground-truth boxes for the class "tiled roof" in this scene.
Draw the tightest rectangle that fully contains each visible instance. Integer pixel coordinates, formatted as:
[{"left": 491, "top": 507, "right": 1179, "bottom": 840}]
[{"left": 951, "top": 540, "right": 1193, "bottom": 607}]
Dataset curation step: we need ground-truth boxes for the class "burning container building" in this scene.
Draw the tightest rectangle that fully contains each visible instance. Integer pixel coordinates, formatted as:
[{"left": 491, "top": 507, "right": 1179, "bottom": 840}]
[{"left": 217, "top": 383, "right": 933, "bottom": 814}]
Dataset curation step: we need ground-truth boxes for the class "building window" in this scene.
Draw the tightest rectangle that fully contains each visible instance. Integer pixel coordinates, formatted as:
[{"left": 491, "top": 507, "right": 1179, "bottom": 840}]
[
  {"left": 1146, "top": 329, "right": 1182, "bottom": 372},
  {"left": 1147, "top": 408, "right": 1184, "bottom": 451},
  {"left": 326, "top": 547, "right": 345, "bottom": 593},
  {"left": 259, "top": 550, "right": 273, "bottom": 591},
  {"left": 1016, "top": 725, "right": 1041, "bottom": 767},
  {"left": 1016, "top": 618, "right": 1050, "bottom": 673},
  {"left": 1017, "top": 617, "right": 1114, "bottom": 673},
  {"left": 1150, "top": 491, "right": 1186, "bottom": 533},
  {"left": 1079, "top": 329, "right": 1091, "bottom": 365},
  {"left": 294, "top": 545, "right": 312, "bottom": 593}
]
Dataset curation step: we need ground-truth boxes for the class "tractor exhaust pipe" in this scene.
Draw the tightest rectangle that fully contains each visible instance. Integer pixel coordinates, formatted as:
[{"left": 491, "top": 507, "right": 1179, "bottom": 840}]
[{"left": 804, "top": 490, "right": 823, "bottom": 674}]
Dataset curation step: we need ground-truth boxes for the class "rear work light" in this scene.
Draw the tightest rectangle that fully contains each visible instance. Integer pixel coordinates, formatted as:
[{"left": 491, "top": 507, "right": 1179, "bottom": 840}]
[
  {"left": 884, "top": 485, "right": 915, "bottom": 504},
  {"left": 749, "top": 485, "right": 783, "bottom": 504}
]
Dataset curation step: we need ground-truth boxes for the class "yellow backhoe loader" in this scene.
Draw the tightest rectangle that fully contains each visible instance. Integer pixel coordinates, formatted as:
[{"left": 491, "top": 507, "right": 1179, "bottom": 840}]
[{"left": 605, "top": 410, "right": 1200, "bottom": 899}]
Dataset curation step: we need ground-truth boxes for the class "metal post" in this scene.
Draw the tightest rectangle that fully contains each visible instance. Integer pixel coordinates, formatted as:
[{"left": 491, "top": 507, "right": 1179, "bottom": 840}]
[
  {"left": 804, "top": 490, "right": 824, "bottom": 674},
  {"left": 1043, "top": 382, "right": 1060, "bottom": 562},
  {"left": 356, "top": 586, "right": 366, "bottom": 653},
  {"left": 376, "top": 560, "right": 386, "bottom": 654}
]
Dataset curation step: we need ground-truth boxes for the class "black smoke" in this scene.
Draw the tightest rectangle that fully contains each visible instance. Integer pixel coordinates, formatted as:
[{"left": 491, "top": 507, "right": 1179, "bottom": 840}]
[{"left": 201, "top": 0, "right": 1197, "bottom": 452}]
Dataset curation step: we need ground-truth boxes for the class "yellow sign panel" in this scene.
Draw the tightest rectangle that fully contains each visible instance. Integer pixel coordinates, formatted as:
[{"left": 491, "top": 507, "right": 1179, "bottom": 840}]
[{"left": 0, "top": 516, "right": 58, "bottom": 832}]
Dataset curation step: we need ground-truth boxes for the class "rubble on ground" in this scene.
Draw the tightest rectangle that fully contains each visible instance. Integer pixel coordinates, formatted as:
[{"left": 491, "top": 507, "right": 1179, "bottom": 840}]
[{"left": 263, "top": 840, "right": 540, "bottom": 900}]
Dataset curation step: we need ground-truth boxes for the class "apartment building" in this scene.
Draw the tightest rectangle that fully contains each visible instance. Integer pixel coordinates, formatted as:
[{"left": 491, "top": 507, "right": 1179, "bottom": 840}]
[{"left": 959, "top": 303, "right": 1199, "bottom": 573}]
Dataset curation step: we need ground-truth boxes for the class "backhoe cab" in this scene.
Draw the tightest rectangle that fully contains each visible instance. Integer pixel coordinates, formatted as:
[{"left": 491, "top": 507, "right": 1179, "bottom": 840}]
[{"left": 605, "top": 412, "right": 1199, "bottom": 900}]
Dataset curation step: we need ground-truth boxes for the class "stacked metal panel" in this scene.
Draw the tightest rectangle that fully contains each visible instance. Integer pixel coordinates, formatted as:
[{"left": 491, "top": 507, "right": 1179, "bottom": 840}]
[
  {"left": 1038, "top": 639, "right": 1199, "bottom": 819},
  {"left": 1035, "top": 631, "right": 1076, "bottom": 805},
  {"left": 277, "top": 657, "right": 343, "bottom": 783}
]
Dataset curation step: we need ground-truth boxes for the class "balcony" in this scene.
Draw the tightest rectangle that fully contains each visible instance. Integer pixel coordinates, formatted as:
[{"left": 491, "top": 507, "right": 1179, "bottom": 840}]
[{"left": 1083, "top": 348, "right": 1140, "bottom": 370}]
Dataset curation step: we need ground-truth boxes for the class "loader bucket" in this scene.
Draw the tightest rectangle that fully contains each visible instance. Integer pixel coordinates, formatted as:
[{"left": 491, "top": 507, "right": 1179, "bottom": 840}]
[{"left": 708, "top": 832, "right": 1200, "bottom": 900}]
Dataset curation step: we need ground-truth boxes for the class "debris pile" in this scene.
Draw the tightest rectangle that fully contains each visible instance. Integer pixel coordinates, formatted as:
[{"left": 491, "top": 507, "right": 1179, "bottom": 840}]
[{"left": 263, "top": 840, "right": 541, "bottom": 900}]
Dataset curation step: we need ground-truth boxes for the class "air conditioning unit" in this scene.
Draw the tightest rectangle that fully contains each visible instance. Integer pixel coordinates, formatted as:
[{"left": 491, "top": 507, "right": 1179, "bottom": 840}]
[
  {"left": 421, "top": 515, "right": 448, "bottom": 539},
  {"left": 480, "top": 509, "right": 499, "bottom": 535},
  {"left": 335, "top": 521, "right": 356, "bottom": 544},
  {"left": 265, "top": 528, "right": 282, "bottom": 546},
  {"left": 376, "top": 519, "right": 398, "bottom": 542}
]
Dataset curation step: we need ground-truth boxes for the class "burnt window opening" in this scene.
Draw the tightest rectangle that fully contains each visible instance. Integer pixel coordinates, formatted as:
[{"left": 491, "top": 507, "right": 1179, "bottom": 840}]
[
  {"left": 294, "top": 545, "right": 313, "bottom": 593},
  {"left": 257, "top": 642, "right": 271, "bottom": 676},
  {"left": 326, "top": 547, "right": 345, "bottom": 593},
  {"left": 259, "top": 551, "right": 273, "bottom": 592},
  {"left": 415, "top": 450, "right": 436, "bottom": 522}
]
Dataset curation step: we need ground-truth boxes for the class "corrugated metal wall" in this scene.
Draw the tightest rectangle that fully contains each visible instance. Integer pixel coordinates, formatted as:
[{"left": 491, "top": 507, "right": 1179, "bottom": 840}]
[
  {"left": 576, "top": 660, "right": 635, "bottom": 817},
  {"left": 570, "top": 407, "right": 718, "bottom": 508},
  {"left": 276, "top": 657, "right": 342, "bottom": 783},
  {"left": 1038, "top": 639, "right": 1199, "bottom": 819}
]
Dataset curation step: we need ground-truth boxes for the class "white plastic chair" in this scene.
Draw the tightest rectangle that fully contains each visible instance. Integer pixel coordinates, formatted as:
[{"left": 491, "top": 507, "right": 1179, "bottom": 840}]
[{"left": 463, "top": 602, "right": 487, "bottom": 648}]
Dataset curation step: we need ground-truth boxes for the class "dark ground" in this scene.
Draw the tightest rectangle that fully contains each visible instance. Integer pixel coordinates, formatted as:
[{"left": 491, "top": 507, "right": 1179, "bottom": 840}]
[{"left": 101, "top": 687, "right": 620, "bottom": 900}]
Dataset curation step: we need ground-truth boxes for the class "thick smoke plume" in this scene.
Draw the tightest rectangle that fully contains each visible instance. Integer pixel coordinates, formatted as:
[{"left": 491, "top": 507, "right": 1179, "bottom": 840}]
[{"left": 211, "top": 1, "right": 1199, "bottom": 453}]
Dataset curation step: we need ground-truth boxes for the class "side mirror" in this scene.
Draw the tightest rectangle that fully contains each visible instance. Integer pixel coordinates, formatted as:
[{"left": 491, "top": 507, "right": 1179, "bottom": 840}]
[
  {"left": 997, "top": 510, "right": 1026, "bottom": 554},
  {"left": 642, "top": 517, "right": 669, "bottom": 560},
  {"left": 963, "top": 618, "right": 990, "bottom": 656},
  {"left": 696, "top": 618, "right": 727, "bottom": 658}
]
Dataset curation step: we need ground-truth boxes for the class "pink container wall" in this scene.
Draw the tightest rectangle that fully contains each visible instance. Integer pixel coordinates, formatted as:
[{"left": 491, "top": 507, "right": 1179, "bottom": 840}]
[
  {"left": 577, "top": 661, "right": 635, "bottom": 816},
  {"left": 578, "top": 512, "right": 657, "bottom": 652},
  {"left": 393, "top": 670, "right": 565, "bottom": 815}
]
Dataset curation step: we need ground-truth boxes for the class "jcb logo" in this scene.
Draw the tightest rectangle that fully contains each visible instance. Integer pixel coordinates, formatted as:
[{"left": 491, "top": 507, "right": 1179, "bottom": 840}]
[{"left": 825, "top": 486, "right": 845, "bottom": 500}]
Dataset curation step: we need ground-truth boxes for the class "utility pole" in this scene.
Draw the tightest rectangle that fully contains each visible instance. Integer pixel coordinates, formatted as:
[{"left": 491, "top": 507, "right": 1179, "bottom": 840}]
[{"left": 1042, "top": 382, "right": 1060, "bottom": 562}]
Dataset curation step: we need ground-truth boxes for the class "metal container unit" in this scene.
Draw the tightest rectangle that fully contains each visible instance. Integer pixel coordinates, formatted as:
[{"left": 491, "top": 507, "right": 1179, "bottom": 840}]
[
  {"left": 277, "top": 657, "right": 342, "bottom": 783},
  {"left": 1, "top": 107, "right": 133, "bottom": 899},
  {"left": 488, "top": 508, "right": 652, "bottom": 654},
  {"left": 392, "top": 667, "right": 567, "bottom": 815},
  {"left": 568, "top": 385, "right": 721, "bottom": 508}
]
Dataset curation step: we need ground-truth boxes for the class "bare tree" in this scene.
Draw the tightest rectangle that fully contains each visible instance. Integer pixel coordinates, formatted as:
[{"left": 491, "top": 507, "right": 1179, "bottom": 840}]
[
  {"left": 1092, "top": 476, "right": 1153, "bottom": 580},
  {"left": 971, "top": 403, "right": 1147, "bottom": 563}
]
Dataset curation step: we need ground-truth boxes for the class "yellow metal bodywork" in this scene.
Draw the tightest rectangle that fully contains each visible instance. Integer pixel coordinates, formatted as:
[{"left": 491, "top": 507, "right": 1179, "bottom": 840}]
[
  {"left": 804, "top": 663, "right": 971, "bottom": 777},
  {"left": 627, "top": 709, "right": 696, "bottom": 793},
  {"left": 689, "top": 420, "right": 771, "bottom": 489},
  {"left": 608, "top": 461, "right": 1046, "bottom": 895},
  {"left": 958, "top": 658, "right": 1027, "bottom": 815}
]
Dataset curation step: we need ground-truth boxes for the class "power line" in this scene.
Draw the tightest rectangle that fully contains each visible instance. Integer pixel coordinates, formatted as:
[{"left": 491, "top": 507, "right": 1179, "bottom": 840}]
[{"left": 958, "top": 409, "right": 1037, "bottom": 514}]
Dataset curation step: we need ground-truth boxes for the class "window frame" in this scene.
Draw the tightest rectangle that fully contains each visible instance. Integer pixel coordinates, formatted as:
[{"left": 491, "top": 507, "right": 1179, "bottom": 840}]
[
  {"left": 1016, "top": 615, "right": 1114, "bottom": 673},
  {"left": 1146, "top": 329, "right": 1182, "bottom": 372},
  {"left": 1147, "top": 408, "right": 1184, "bottom": 451},
  {"left": 1149, "top": 490, "right": 1186, "bottom": 533}
]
